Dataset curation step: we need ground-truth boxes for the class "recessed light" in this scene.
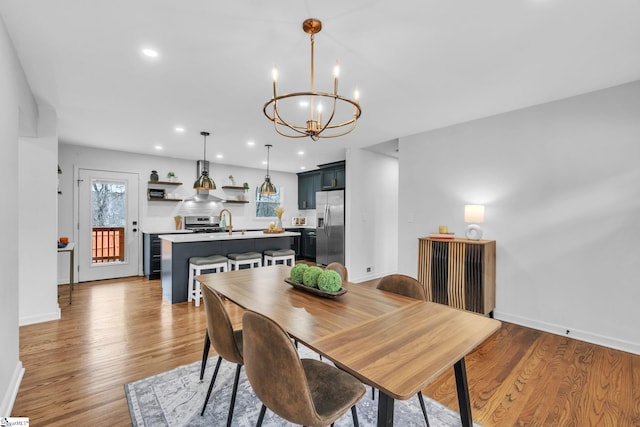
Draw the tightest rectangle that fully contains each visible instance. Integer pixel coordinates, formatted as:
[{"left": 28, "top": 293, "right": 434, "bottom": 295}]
[
  {"left": 247, "top": 141, "right": 255, "bottom": 147},
  {"left": 262, "top": 161, "right": 268, "bottom": 165},
  {"left": 154, "top": 145, "right": 163, "bottom": 150},
  {"left": 298, "top": 151, "right": 304, "bottom": 156},
  {"left": 216, "top": 154, "right": 223, "bottom": 159},
  {"left": 299, "top": 101, "right": 309, "bottom": 107},
  {"left": 300, "top": 166, "right": 306, "bottom": 170},
  {"left": 175, "top": 127, "right": 185, "bottom": 133},
  {"left": 142, "top": 48, "right": 159, "bottom": 58}
]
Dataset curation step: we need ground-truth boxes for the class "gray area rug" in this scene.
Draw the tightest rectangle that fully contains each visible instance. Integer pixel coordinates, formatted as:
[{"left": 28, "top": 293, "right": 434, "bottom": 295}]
[{"left": 125, "top": 346, "right": 482, "bottom": 426}]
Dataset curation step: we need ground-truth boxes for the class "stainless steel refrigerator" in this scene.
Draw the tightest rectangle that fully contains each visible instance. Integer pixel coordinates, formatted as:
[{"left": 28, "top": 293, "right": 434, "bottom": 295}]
[{"left": 316, "top": 189, "right": 345, "bottom": 266}]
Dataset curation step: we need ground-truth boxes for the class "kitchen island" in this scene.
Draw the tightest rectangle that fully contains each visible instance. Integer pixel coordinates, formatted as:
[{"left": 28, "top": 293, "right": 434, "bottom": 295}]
[{"left": 159, "top": 230, "right": 300, "bottom": 303}]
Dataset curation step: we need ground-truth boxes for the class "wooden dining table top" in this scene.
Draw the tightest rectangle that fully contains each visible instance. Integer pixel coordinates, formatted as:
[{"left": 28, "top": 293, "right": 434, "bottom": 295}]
[{"left": 197, "top": 265, "right": 501, "bottom": 401}]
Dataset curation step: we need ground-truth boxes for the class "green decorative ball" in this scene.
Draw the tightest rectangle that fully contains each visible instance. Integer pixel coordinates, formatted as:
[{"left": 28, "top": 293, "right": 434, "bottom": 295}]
[
  {"left": 302, "top": 266, "right": 323, "bottom": 288},
  {"left": 290, "top": 263, "right": 309, "bottom": 284},
  {"left": 317, "top": 270, "right": 342, "bottom": 292}
]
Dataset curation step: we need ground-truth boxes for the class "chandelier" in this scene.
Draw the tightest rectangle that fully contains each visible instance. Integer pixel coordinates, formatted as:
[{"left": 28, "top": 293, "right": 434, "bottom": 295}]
[{"left": 263, "top": 18, "right": 362, "bottom": 141}]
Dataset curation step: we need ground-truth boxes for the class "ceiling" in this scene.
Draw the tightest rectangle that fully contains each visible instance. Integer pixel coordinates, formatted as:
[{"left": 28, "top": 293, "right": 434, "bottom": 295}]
[{"left": 1, "top": 1, "right": 639, "bottom": 173}]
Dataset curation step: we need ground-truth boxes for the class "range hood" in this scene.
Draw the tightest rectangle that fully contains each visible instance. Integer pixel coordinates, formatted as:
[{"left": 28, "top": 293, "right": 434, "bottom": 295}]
[{"left": 184, "top": 161, "right": 224, "bottom": 203}]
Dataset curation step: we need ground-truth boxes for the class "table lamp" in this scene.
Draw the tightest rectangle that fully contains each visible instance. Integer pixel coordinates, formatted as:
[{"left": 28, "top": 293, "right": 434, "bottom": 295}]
[{"left": 464, "top": 205, "right": 485, "bottom": 240}]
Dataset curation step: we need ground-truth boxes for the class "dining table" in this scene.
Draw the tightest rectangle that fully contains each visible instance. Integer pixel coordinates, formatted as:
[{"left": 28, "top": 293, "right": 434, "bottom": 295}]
[{"left": 197, "top": 265, "right": 501, "bottom": 427}]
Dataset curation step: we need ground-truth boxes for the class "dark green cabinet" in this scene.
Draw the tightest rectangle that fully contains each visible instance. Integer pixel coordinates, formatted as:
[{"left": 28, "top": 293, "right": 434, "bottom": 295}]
[
  {"left": 297, "top": 170, "right": 321, "bottom": 210},
  {"left": 319, "top": 161, "right": 345, "bottom": 190},
  {"left": 301, "top": 229, "right": 316, "bottom": 260}
]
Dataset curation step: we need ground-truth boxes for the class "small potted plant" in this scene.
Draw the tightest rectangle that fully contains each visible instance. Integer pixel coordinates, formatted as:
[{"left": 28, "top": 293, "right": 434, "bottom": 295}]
[
  {"left": 166, "top": 171, "right": 176, "bottom": 182},
  {"left": 243, "top": 182, "right": 249, "bottom": 191}
]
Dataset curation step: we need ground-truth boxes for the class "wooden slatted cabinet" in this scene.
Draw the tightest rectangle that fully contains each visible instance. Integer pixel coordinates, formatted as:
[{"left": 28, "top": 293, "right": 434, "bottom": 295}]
[{"left": 417, "top": 237, "right": 496, "bottom": 316}]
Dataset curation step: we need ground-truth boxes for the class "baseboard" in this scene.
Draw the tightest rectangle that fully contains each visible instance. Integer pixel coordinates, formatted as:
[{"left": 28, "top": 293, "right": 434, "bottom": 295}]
[
  {"left": 0, "top": 361, "right": 24, "bottom": 416},
  {"left": 19, "top": 307, "right": 61, "bottom": 326},
  {"left": 494, "top": 311, "right": 640, "bottom": 356}
]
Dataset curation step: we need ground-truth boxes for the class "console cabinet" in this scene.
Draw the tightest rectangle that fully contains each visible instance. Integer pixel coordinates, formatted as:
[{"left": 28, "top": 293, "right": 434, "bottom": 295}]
[{"left": 417, "top": 237, "right": 496, "bottom": 316}]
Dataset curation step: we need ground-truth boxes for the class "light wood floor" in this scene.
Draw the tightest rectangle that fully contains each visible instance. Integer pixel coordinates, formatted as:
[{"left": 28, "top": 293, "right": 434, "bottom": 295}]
[{"left": 12, "top": 276, "right": 640, "bottom": 426}]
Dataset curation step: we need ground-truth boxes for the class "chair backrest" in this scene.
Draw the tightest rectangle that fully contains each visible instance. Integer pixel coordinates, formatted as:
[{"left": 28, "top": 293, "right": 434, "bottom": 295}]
[
  {"left": 376, "top": 274, "right": 427, "bottom": 301},
  {"left": 242, "top": 310, "right": 320, "bottom": 425},
  {"left": 325, "top": 262, "right": 348, "bottom": 282},
  {"left": 201, "top": 285, "right": 243, "bottom": 364}
]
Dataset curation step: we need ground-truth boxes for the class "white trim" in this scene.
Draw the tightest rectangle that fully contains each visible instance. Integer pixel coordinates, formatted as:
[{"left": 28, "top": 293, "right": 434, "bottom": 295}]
[
  {"left": 19, "top": 307, "right": 61, "bottom": 326},
  {"left": 0, "top": 361, "right": 25, "bottom": 417},
  {"left": 494, "top": 311, "right": 640, "bottom": 356}
]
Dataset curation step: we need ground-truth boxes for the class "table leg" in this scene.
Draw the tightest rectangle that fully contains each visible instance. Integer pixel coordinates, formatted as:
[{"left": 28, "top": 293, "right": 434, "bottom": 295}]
[
  {"left": 454, "top": 358, "right": 473, "bottom": 427},
  {"left": 69, "top": 247, "right": 75, "bottom": 304},
  {"left": 377, "top": 391, "right": 394, "bottom": 427}
]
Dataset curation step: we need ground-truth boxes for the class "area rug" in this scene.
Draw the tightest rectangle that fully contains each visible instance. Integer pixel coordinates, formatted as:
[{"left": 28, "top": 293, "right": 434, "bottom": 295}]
[{"left": 125, "top": 346, "right": 482, "bottom": 427}]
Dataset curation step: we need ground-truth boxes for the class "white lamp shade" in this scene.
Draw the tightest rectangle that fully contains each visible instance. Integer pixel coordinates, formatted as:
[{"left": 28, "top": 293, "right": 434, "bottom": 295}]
[{"left": 464, "top": 205, "right": 485, "bottom": 223}]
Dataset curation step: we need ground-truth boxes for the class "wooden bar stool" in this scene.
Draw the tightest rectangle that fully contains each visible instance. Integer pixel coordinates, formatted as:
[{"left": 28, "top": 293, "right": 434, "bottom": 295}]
[
  {"left": 188, "top": 255, "right": 229, "bottom": 307},
  {"left": 263, "top": 249, "right": 296, "bottom": 266},
  {"left": 227, "top": 252, "right": 262, "bottom": 270}
]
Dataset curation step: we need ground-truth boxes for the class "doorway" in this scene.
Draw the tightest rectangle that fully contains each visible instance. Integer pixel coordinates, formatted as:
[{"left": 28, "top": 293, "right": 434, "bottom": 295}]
[{"left": 76, "top": 169, "right": 139, "bottom": 281}]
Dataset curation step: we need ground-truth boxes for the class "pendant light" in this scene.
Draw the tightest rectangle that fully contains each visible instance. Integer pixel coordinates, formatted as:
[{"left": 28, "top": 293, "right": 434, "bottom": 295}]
[
  {"left": 259, "top": 144, "right": 276, "bottom": 195},
  {"left": 193, "top": 131, "right": 216, "bottom": 190}
]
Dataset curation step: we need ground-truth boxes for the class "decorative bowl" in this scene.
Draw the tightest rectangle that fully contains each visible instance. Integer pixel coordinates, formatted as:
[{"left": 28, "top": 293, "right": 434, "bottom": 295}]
[{"left": 284, "top": 278, "right": 347, "bottom": 299}]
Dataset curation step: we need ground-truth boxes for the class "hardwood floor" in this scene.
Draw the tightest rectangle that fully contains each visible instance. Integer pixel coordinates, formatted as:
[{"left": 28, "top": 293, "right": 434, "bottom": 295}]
[{"left": 12, "top": 276, "right": 640, "bottom": 426}]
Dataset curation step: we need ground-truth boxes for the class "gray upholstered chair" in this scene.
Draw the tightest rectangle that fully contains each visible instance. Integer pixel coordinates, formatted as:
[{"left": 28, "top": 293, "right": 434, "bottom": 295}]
[
  {"left": 243, "top": 310, "right": 365, "bottom": 427},
  {"left": 325, "top": 262, "right": 349, "bottom": 282},
  {"left": 200, "top": 285, "right": 244, "bottom": 427},
  {"left": 376, "top": 273, "right": 430, "bottom": 426}
]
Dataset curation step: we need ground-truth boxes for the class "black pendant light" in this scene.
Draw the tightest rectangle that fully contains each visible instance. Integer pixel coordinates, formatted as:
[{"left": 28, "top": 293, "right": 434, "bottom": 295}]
[
  {"left": 259, "top": 144, "right": 276, "bottom": 195},
  {"left": 193, "top": 131, "right": 216, "bottom": 190}
]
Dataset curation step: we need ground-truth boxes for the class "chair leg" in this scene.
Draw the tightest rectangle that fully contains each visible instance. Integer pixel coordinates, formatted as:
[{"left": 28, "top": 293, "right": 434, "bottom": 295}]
[
  {"left": 200, "top": 330, "right": 211, "bottom": 381},
  {"left": 351, "top": 405, "right": 360, "bottom": 427},
  {"left": 417, "top": 391, "right": 430, "bottom": 427},
  {"left": 201, "top": 356, "right": 222, "bottom": 416},
  {"left": 371, "top": 387, "right": 375, "bottom": 400},
  {"left": 226, "top": 364, "right": 242, "bottom": 427},
  {"left": 256, "top": 404, "right": 267, "bottom": 427}
]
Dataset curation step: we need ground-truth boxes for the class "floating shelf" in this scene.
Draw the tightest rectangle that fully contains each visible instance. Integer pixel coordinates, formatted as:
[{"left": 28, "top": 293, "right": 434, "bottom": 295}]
[
  {"left": 222, "top": 185, "right": 248, "bottom": 191},
  {"left": 148, "top": 198, "right": 183, "bottom": 202},
  {"left": 148, "top": 181, "right": 183, "bottom": 186},
  {"left": 224, "top": 200, "right": 249, "bottom": 204}
]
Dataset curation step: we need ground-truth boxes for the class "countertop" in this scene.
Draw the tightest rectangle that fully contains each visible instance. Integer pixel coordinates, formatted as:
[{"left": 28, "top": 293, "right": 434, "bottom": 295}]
[
  {"left": 159, "top": 230, "right": 300, "bottom": 243},
  {"left": 142, "top": 229, "right": 194, "bottom": 234}
]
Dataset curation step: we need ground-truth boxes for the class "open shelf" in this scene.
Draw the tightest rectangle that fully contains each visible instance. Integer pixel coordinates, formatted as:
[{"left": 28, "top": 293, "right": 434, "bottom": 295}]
[
  {"left": 223, "top": 200, "right": 249, "bottom": 204},
  {"left": 221, "top": 185, "right": 248, "bottom": 191},
  {"left": 148, "top": 181, "right": 182, "bottom": 186}
]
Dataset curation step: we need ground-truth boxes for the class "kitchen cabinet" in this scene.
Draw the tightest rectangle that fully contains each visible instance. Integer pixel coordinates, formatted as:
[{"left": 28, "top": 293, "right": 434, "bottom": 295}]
[
  {"left": 417, "top": 237, "right": 496, "bottom": 316},
  {"left": 301, "top": 228, "right": 317, "bottom": 260},
  {"left": 143, "top": 232, "right": 185, "bottom": 279},
  {"left": 297, "top": 170, "right": 321, "bottom": 210},
  {"left": 147, "top": 181, "right": 183, "bottom": 202},
  {"left": 319, "top": 161, "right": 345, "bottom": 190}
]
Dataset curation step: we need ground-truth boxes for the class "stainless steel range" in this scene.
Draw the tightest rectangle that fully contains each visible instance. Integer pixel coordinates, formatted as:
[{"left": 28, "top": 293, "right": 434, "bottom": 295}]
[{"left": 184, "top": 216, "right": 223, "bottom": 233}]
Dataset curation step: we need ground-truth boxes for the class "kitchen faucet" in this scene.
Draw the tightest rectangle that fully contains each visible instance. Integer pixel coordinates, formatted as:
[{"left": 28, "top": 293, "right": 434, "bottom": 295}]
[{"left": 219, "top": 208, "right": 233, "bottom": 235}]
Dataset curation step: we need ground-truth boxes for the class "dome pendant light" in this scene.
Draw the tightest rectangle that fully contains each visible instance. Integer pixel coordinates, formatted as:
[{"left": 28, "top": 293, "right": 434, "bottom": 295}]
[
  {"left": 259, "top": 144, "right": 276, "bottom": 195},
  {"left": 193, "top": 131, "right": 216, "bottom": 190}
]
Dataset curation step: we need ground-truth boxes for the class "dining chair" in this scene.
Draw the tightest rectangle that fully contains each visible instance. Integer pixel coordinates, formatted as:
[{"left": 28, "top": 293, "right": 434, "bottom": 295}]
[
  {"left": 376, "top": 274, "right": 430, "bottom": 426},
  {"left": 325, "top": 262, "right": 349, "bottom": 282},
  {"left": 243, "top": 310, "right": 365, "bottom": 427},
  {"left": 200, "top": 285, "right": 244, "bottom": 427}
]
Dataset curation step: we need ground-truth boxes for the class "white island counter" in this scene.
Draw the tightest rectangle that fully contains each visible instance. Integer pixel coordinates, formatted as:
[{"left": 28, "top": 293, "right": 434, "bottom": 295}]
[{"left": 159, "top": 230, "right": 300, "bottom": 303}]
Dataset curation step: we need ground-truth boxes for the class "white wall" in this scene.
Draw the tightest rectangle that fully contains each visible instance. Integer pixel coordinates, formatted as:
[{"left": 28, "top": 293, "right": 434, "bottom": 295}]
[
  {"left": 0, "top": 14, "right": 31, "bottom": 417},
  {"left": 18, "top": 105, "right": 60, "bottom": 326},
  {"left": 398, "top": 81, "right": 640, "bottom": 354},
  {"left": 58, "top": 143, "right": 301, "bottom": 281},
  {"left": 346, "top": 148, "right": 399, "bottom": 283}
]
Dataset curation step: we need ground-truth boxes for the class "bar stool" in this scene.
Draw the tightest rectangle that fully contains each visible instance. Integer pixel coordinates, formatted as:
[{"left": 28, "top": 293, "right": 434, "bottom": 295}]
[
  {"left": 263, "top": 249, "right": 296, "bottom": 266},
  {"left": 227, "top": 252, "right": 262, "bottom": 270},
  {"left": 188, "top": 255, "right": 229, "bottom": 307}
]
